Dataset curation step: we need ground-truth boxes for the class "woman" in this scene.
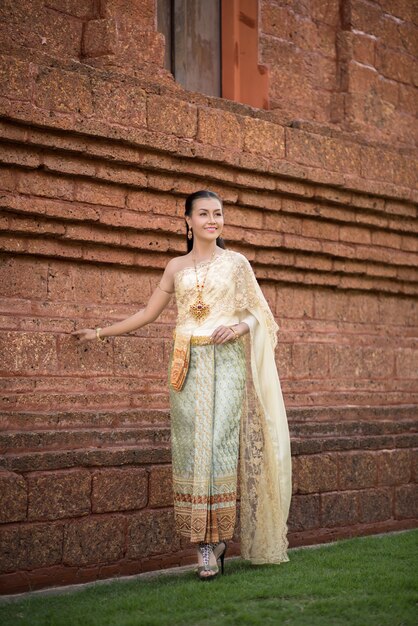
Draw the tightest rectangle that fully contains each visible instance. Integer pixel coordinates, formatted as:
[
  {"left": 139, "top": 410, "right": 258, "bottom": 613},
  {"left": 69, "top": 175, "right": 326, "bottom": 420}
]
[{"left": 72, "top": 190, "right": 292, "bottom": 580}]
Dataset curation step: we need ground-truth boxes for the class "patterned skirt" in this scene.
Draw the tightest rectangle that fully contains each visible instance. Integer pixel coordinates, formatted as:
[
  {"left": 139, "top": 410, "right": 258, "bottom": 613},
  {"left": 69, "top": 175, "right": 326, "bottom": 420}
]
[{"left": 169, "top": 338, "right": 246, "bottom": 543}]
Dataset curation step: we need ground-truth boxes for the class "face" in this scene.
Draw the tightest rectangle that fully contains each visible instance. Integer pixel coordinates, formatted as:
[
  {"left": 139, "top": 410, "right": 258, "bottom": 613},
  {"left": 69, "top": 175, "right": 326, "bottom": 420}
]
[{"left": 187, "top": 198, "right": 224, "bottom": 243}]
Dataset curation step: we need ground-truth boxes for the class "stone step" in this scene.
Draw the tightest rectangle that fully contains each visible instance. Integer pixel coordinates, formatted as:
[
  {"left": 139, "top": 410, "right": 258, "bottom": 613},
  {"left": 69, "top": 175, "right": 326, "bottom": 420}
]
[
  {"left": 0, "top": 427, "right": 171, "bottom": 453},
  {"left": 292, "top": 419, "right": 418, "bottom": 437},
  {"left": 0, "top": 429, "right": 416, "bottom": 472},
  {"left": 291, "top": 431, "right": 418, "bottom": 455},
  {"left": 0, "top": 408, "right": 170, "bottom": 430},
  {"left": 0, "top": 404, "right": 416, "bottom": 432},
  {"left": 0, "top": 443, "right": 172, "bottom": 472}
]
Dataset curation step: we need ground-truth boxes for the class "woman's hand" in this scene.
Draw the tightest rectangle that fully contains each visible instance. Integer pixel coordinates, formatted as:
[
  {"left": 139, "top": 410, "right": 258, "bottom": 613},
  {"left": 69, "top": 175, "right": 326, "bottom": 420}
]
[
  {"left": 211, "top": 325, "right": 238, "bottom": 344},
  {"left": 71, "top": 328, "right": 97, "bottom": 343}
]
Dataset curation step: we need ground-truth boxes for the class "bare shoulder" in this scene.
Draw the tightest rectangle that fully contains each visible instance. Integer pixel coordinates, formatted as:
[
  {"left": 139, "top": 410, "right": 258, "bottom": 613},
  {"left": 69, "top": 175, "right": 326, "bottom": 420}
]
[{"left": 164, "top": 253, "right": 193, "bottom": 277}]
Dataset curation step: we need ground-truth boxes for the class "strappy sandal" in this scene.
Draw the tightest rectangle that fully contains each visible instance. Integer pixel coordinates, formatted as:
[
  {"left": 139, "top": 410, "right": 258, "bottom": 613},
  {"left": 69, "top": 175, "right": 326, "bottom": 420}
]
[
  {"left": 214, "top": 541, "right": 227, "bottom": 575},
  {"left": 196, "top": 543, "right": 219, "bottom": 581}
]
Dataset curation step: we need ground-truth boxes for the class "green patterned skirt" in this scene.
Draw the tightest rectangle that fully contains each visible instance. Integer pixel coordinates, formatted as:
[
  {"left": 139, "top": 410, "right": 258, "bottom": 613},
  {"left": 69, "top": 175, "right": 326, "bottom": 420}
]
[{"left": 169, "top": 338, "right": 246, "bottom": 543}]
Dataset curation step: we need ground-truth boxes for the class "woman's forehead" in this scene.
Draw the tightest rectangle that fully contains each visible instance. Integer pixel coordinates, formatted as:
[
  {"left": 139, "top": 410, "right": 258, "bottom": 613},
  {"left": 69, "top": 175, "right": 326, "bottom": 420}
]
[{"left": 193, "top": 198, "right": 222, "bottom": 211}]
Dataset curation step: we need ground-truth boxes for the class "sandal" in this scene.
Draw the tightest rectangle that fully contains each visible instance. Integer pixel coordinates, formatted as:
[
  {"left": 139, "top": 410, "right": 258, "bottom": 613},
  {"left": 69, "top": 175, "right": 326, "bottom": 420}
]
[
  {"left": 196, "top": 543, "right": 219, "bottom": 581},
  {"left": 213, "top": 541, "right": 227, "bottom": 575}
]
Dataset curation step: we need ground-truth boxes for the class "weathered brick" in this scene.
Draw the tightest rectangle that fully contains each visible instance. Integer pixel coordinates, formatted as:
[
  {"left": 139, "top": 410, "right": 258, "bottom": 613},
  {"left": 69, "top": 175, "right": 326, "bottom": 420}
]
[
  {"left": 57, "top": 335, "right": 113, "bottom": 374},
  {"left": 92, "top": 468, "right": 148, "bottom": 512},
  {"left": 83, "top": 18, "right": 117, "bottom": 57},
  {"left": 377, "top": 450, "right": 411, "bottom": 486},
  {"left": 147, "top": 96, "right": 197, "bottom": 139},
  {"left": 0, "top": 165, "right": 19, "bottom": 191},
  {"left": 371, "top": 230, "right": 401, "bottom": 248},
  {"left": 101, "top": 0, "right": 155, "bottom": 22},
  {"left": 0, "top": 523, "right": 63, "bottom": 573},
  {"left": 225, "top": 206, "right": 263, "bottom": 230},
  {"left": 339, "top": 225, "right": 371, "bottom": 244},
  {"left": 35, "top": 67, "right": 93, "bottom": 115},
  {"left": 113, "top": 337, "right": 165, "bottom": 376},
  {"left": 395, "top": 349, "right": 418, "bottom": 380},
  {"left": 42, "top": 154, "right": 96, "bottom": 178},
  {"left": 286, "top": 128, "right": 361, "bottom": 175},
  {"left": 101, "top": 267, "right": 152, "bottom": 305},
  {"left": 394, "top": 484, "right": 418, "bottom": 519},
  {"left": 238, "top": 190, "right": 281, "bottom": 211},
  {"left": 297, "top": 454, "right": 338, "bottom": 493},
  {"left": 18, "top": 170, "right": 74, "bottom": 200},
  {"left": 126, "top": 190, "right": 177, "bottom": 215},
  {"left": 347, "top": 61, "right": 378, "bottom": 93},
  {"left": 376, "top": 44, "right": 415, "bottom": 84},
  {"left": 92, "top": 77, "right": 147, "bottom": 128},
  {"left": 338, "top": 452, "right": 377, "bottom": 490},
  {"left": 127, "top": 509, "right": 180, "bottom": 559},
  {"left": 74, "top": 180, "right": 126, "bottom": 207},
  {"left": 47, "top": 262, "right": 103, "bottom": 304},
  {"left": 276, "top": 286, "right": 314, "bottom": 319},
  {"left": 288, "top": 494, "right": 320, "bottom": 532},
  {"left": 45, "top": 0, "right": 97, "bottom": 19},
  {"left": 352, "top": 33, "right": 376, "bottom": 66},
  {"left": 0, "top": 54, "right": 33, "bottom": 101},
  {"left": 6, "top": 4, "right": 83, "bottom": 58},
  {"left": 276, "top": 343, "right": 292, "bottom": 379},
  {"left": 1, "top": 145, "right": 41, "bottom": 169},
  {"left": 328, "top": 346, "right": 394, "bottom": 379},
  {"left": 243, "top": 117, "right": 285, "bottom": 157},
  {"left": 321, "top": 491, "right": 358, "bottom": 527},
  {"left": 358, "top": 488, "right": 392, "bottom": 523},
  {"left": 0, "top": 332, "right": 58, "bottom": 374},
  {"left": 0, "top": 471, "right": 27, "bottom": 523},
  {"left": 197, "top": 108, "right": 242, "bottom": 151},
  {"left": 0, "top": 256, "right": 48, "bottom": 299},
  {"left": 28, "top": 470, "right": 91, "bottom": 520},
  {"left": 399, "top": 84, "right": 417, "bottom": 116},
  {"left": 63, "top": 516, "right": 125, "bottom": 566},
  {"left": 149, "top": 465, "right": 173, "bottom": 507},
  {"left": 291, "top": 343, "right": 329, "bottom": 379},
  {"left": 301, "top": 219, "right": 339, "bottom": 241}
]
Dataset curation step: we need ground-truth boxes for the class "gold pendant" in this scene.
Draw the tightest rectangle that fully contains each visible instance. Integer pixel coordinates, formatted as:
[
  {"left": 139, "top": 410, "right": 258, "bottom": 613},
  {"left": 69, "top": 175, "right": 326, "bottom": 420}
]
[{"left": 190, "top": 295, "right": 210, "bottom": 322}]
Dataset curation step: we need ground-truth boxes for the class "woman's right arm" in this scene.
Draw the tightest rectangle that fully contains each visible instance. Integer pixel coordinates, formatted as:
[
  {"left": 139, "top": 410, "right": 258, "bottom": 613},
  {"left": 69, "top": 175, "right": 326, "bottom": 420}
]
[{"left": 72, "top": 260, "right": 177, "bottom": 343}]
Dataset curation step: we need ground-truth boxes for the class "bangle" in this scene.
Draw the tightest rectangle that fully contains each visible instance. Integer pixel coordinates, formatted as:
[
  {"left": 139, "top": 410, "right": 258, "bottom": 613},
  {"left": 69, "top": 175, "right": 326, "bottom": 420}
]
[
  {"left": 229, "top": 326, "right": 239, "bottom": 341},
  {"left": 95, "top": 327, "right": 105, "bottom": 342},
  {"left": 157, "top": 283, "right": 174, "bottom": 295}
]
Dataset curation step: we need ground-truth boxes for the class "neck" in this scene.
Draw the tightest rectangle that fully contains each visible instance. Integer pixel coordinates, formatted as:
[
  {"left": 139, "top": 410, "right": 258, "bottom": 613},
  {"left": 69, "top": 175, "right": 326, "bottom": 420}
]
[{"left": 191, "top": 240, "right": 217, "bottom": 260}]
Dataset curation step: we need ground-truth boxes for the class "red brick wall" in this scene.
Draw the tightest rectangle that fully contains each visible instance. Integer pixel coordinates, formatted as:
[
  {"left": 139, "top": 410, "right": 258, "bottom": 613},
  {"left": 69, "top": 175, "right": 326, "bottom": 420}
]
[
  {"left": 260, "top": 0, "right": 417, "bottom": 147},
  {"left": 0, "top": 0, "right": 416, "bottom": 594}
]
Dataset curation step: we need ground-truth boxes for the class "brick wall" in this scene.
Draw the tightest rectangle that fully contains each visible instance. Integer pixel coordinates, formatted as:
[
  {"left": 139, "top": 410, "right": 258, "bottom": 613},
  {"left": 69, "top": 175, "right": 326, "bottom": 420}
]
[
  {"left": 260, "top": 0, "right": 417, "bottom": 146},
  {"left": 0, "top": 0, "right": 416, "bottom": 594}
]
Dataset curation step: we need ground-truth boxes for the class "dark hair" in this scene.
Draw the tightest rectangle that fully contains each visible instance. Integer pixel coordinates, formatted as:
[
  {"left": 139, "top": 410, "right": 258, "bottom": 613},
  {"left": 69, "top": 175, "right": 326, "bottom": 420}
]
[{"left": 184, "top": 190, "right": 226, "bottom": 252}]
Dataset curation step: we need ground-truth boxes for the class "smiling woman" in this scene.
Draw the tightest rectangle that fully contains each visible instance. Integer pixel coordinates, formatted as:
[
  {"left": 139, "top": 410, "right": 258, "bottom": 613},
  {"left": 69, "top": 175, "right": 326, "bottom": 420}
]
[{"left": 72, "top": 189, "right": 291, "bottom": 582}]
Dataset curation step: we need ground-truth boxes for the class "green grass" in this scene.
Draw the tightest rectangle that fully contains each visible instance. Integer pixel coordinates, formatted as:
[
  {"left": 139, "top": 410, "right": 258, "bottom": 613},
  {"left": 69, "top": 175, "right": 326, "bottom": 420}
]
[{"left": 1, "top": 530, "right": 417, "bottom": 626}]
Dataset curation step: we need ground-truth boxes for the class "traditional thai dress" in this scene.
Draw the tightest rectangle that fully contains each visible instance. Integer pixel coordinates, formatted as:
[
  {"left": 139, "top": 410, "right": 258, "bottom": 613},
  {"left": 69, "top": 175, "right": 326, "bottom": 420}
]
[{"left": 169, "top": 249, "right": 292, "bottom": 564}]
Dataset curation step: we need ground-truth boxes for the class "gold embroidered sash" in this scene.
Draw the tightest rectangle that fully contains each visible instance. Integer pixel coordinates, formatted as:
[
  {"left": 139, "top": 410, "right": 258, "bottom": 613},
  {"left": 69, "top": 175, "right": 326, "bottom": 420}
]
[{"left": 170, "top": 332, "right": 191, "bottom": 392}]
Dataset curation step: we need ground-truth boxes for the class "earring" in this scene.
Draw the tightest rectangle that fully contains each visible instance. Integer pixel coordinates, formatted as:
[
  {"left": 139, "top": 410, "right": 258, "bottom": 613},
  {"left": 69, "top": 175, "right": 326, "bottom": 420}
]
[{"left": 188, "top": 228, "right": 193, "bottom": 240}]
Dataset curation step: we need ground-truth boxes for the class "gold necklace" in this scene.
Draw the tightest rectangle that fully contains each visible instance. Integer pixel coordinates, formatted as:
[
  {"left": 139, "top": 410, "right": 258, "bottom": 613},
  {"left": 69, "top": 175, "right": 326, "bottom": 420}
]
[{"left": 189, "top": 250, "right": 216, "bottom": 322}]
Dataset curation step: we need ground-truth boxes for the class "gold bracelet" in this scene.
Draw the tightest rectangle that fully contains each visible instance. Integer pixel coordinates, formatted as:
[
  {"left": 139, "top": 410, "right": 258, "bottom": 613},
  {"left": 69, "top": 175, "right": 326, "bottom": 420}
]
[
  {"left": 229, "top": 326, "right": 239, "bottom": 341},
  {"left": 95, "top": 327, "right": 105, "bottom": 342},
  {"left": 157, "top": 283, "right": 174, "bottom": 295}
]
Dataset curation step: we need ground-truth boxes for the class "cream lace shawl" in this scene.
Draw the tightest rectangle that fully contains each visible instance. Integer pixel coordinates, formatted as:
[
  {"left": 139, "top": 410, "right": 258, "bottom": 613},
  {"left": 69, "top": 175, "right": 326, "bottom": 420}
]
[{"left": 174, "top": 249, "right": 292, "bottom": 564}]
